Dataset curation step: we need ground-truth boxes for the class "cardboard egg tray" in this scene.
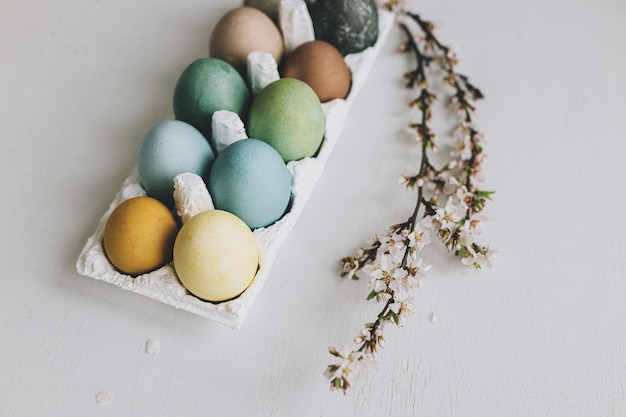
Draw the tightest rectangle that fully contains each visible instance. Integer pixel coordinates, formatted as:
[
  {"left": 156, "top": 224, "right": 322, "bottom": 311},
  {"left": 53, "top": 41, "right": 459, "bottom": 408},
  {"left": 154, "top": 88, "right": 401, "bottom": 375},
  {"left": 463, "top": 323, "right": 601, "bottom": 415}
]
[{"left": 76, "top": 9, "right": 394, "bottom": 328}]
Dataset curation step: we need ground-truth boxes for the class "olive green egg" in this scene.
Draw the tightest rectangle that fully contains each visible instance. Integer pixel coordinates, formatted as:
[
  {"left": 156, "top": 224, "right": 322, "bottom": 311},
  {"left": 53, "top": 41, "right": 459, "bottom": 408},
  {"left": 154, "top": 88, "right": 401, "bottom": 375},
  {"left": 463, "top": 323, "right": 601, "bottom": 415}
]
[
  {"left": 173, "top": 58, "right": 251, "bottom": 141},
  {"left": 247, "top": 78, "right": 325, "bottom": 162}
]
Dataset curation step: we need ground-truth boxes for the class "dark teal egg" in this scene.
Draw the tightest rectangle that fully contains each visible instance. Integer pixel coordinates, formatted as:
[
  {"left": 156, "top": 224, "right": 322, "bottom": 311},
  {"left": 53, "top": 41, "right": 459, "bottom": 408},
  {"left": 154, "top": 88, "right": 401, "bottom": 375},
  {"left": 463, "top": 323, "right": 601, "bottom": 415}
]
[
  {"left": 173, "top": 58, "right": 251, "bottom": 141},
  {"left": 308, "top": 0, "right": 379, "bottom": 55},
  {"left": 138, "top": 120, "right": 215, "bottom": 207},
  {"left": 208, "top": 139, "right": 291, "bottom": 229}
]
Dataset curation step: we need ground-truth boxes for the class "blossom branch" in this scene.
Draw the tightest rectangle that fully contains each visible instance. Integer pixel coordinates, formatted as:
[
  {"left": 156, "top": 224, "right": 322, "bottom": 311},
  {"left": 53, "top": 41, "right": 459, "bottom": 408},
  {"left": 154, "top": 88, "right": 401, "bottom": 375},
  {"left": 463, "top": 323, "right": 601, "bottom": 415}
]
[{"left": 326, "top": 6, "right": 496, "bottom": 394}]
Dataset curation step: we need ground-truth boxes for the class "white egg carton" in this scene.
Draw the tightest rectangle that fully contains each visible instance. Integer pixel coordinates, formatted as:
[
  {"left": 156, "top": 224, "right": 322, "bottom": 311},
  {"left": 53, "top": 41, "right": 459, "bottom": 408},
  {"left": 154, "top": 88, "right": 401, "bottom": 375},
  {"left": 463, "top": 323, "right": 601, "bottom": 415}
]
[{"left": 76, "top": 8, "right": 395, "bottom": 328}]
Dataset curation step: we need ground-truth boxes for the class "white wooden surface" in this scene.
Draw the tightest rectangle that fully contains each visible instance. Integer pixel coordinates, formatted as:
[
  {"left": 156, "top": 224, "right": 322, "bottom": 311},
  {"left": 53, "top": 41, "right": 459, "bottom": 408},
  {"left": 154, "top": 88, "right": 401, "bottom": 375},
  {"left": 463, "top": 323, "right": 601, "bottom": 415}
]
[{"left": 1, "top": 0, "right": 625, "bottom": 415}]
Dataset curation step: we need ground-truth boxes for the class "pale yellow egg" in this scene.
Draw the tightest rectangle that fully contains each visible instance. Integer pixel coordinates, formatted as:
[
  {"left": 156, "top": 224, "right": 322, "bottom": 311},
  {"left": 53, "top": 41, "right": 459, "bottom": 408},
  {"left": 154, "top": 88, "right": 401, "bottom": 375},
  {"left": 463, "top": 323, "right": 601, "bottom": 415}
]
[{"left": 173, "top": 210, "right": 259, "bottom": 302}]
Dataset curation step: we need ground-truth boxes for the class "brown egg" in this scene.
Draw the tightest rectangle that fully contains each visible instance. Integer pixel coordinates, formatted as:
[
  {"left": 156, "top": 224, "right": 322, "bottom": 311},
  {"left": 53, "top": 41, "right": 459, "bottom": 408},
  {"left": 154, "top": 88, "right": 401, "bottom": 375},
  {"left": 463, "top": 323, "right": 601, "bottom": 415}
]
[
  {"left": 209, "top": 6, "right": 284, "bottom": 76},
  {"left": 281, "top": 40, "right": 351, "bottom": 103},
  {"left": 103, "top": 196, "right": 179, "bottom": 276}
]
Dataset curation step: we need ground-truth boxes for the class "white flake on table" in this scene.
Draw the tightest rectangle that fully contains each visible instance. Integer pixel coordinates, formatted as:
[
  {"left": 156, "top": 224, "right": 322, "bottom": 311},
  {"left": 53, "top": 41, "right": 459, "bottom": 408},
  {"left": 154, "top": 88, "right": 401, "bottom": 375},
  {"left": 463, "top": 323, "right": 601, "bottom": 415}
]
[
  {"left": 430, "top": 313, "right": 443, "bottom": 325},
  {"left": 95, "top": 390, "right": 112, "bottom": 405},
  {"left": 145, "top": 339, "right": 160, "bottom": 355}
]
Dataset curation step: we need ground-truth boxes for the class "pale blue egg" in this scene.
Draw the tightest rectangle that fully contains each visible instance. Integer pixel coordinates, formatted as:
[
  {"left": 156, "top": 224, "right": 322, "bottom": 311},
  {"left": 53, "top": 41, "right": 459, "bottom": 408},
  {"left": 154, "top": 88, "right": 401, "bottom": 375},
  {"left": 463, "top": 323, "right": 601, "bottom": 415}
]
[
  {"left": 138, "top": 120, "right": 215, "bottom": 207},
  {"left": 208, "top": 139, "right": 291, "bottom": 229}
]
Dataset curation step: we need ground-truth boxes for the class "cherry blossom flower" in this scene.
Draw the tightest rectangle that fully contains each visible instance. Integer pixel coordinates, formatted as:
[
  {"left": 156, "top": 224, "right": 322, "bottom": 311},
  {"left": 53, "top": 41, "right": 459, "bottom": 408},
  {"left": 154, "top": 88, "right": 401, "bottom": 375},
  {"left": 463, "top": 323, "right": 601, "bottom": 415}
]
[{"left": 324, "top": 346, "right": 373, "bottom": 393}]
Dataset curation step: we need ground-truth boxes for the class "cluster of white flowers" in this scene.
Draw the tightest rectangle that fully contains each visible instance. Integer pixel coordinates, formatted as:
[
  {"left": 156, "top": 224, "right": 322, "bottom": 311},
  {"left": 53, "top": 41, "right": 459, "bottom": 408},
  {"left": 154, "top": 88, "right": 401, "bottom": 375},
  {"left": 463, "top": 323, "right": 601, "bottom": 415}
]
[
  {"left": 361, "top": 227, "right": 430, "bottom": 302},
  {"left": 450, "top": 125, "right": 475, "bottom": 162},
  {"left": 420, "top": 180, "right": 496, "bottom": 269},
  {"left": 324, "top": 346, "right": 373, "bottom": 393}
]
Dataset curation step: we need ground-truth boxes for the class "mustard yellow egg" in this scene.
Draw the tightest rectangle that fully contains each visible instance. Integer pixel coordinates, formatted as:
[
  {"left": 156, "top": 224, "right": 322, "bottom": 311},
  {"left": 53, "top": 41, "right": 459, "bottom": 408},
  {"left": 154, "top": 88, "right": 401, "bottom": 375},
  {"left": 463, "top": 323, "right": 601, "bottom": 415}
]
[
  {"left": 173, "top": 210, "right": 259, "bottom": 302},
  {"left": 103, "top": 196, "right": 179, "bottom": 276}
]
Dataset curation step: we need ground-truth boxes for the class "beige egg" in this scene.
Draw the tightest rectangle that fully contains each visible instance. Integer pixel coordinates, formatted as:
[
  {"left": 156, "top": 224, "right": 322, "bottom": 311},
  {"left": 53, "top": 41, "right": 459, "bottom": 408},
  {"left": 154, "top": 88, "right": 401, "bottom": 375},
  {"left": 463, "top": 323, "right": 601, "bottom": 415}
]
[{"left": 209, "top": 6, "right": 284, "bottom": 75}]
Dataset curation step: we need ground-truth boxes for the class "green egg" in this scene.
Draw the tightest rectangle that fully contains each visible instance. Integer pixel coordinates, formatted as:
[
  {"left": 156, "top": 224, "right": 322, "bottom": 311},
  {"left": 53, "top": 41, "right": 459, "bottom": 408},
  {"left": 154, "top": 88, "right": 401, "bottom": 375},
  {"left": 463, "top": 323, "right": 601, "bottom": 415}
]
[
  {"left": 247, "top": 78, "right": 325, "bottom": 162},
  {"left": 173, "top": 58, "right": 251, "bottom": 141}
]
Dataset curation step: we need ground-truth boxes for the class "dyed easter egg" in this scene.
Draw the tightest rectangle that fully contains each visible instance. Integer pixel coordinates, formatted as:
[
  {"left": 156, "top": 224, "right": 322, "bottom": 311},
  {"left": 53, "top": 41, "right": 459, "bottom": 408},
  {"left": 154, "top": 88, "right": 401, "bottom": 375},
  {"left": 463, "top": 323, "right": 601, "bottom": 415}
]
[
  {"left": 103, "top": 196, "right": 179, "bottom": 276},
  {"left": 173, "top": 210, "right": 259, "bottom": 302},
  {"left": 137, "top": 120, "right": 215, "bottom": 207},
  {"left": 173, "top": 58, "right": 251, "bottom": 140},
  {"left": 308, "top": 0, "right": 379, "bottom": 55},
  {"left": 247, "top": 78, "right": 324, "bottom": 162},
  {"left": 208, "top": 139, "right": 291, "bottom": 229},
  {"left": 209, "top": 7, "right": 283, "bottom": 75},
  {"left": 282, "top": 40, "right": 351, "bottom": 102}
]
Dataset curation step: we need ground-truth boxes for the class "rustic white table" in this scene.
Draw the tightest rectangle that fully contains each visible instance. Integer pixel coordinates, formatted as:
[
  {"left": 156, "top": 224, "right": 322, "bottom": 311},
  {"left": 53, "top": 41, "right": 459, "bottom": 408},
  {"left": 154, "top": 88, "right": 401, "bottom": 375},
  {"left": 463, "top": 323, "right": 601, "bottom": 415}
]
[{"left": 2, "top": 0, "right": 625, "bottom": 415}]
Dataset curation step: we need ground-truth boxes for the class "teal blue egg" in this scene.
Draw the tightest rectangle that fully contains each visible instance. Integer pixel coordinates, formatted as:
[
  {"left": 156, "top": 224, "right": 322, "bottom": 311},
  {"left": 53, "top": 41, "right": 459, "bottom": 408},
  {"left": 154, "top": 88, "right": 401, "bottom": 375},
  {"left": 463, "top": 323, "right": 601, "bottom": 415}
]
[
  {"left": 173, "top": 58, "right": 251, "bottom": 141},
  {"left": 208, "top": 139, "right": 291, "bottom": 229},
  {"left": 138, "top": 120, "right": 215, "bottom": 207}
]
